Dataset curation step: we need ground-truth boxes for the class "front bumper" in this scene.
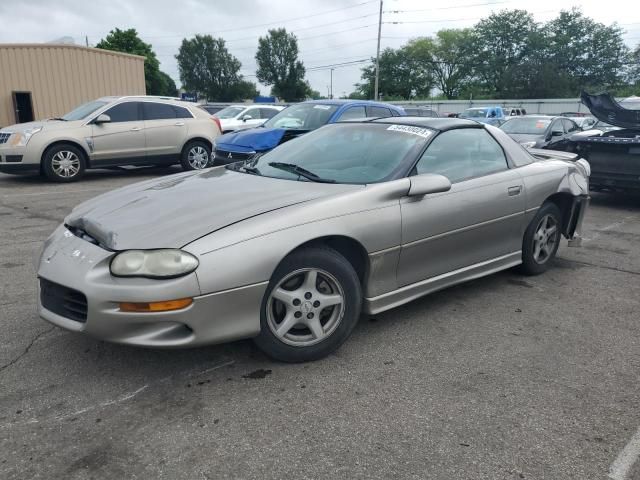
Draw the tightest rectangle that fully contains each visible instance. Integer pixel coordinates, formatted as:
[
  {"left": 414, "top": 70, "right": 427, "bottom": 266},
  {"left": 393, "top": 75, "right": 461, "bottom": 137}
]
[
  {"left": 37, "top": 225, "right": 266, "bottom": 348},
  {"left": 212, "top": 148, "right": 257, "bottom": 166},
  {"left": 0, "top": 145, "right": 38, "bottom": 174}
]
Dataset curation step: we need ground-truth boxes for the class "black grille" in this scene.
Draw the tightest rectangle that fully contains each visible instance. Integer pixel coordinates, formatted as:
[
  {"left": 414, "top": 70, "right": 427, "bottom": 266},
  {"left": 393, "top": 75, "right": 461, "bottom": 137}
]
[
  {"left": 0, "top": 133, "right": 11, "bottom": 144},
  {"left": 215, "top": 149, "right": 254, "bottom": 161},
  {"left": 40, "top": 278, "right": 88, "bottom": 323}
]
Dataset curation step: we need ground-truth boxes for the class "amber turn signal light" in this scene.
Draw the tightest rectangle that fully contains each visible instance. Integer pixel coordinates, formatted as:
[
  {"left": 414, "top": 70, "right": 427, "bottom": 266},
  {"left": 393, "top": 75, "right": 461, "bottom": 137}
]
[{"left": 119, "top": 298, "right": 193, "bottom": 312}]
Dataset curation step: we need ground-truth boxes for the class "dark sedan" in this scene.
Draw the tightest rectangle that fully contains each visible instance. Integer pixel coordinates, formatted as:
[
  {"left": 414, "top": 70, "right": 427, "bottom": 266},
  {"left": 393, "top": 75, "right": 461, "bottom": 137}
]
[{"left": 500, "top": 115, "right": 581, "bottom": 151}]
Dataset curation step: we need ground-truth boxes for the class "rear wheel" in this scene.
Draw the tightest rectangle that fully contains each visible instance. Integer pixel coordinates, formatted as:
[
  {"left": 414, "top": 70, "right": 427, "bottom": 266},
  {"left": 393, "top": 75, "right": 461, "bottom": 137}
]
[
  {"left": 180, "top": 140, "right": 211, "bottom": 171},
  {"left": 42, "top": 144, "right": 86, "bottom": 182},
  {"left": 520, "top": 202, "right": 562, "bottom": 275},
  {"left": 253, "top": 247, "right": 362, "bottom": 362}
]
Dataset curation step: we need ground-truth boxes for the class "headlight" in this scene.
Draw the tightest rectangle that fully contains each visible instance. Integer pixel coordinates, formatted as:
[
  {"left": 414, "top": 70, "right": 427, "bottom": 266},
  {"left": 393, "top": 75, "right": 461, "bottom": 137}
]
[
  {"left": 110, "top": 249, "right": 199, "bottom": 279},
  {"left": 520, "top": 141, "right": 536, "bottom": 149},
  {"left": 9, "top": 127, "right": 42, "bottom": 147}
]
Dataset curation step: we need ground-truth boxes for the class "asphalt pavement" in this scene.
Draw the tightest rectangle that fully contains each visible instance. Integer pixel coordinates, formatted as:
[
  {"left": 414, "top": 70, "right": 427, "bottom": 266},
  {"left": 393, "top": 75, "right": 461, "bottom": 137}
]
[{"left": 1, "top": 166, "right": 639, "bottom": 480}]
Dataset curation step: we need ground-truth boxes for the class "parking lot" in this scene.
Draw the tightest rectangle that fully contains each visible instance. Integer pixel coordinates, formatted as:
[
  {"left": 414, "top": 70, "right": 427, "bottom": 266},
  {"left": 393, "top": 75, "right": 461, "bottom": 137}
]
[{"left": 0, "top": 168, "right": 639, "bottom": 480}]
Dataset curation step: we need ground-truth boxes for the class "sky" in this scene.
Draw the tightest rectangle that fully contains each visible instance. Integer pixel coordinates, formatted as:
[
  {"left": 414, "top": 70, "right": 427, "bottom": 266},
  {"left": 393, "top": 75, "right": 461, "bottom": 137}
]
[{"left": 0, "top": 0, "right": 639, "bottom": 98}]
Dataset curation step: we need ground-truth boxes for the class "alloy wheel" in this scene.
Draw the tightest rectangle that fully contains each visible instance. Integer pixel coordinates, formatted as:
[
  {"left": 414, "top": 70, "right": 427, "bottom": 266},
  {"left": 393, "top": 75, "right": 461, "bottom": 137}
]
[
  {"left": 266, "top": 268, "right": 345, "bottom": 347},
  {"left": 532, "top": 214, "right": 559, "bottom": 264},
  {"left": 51, "top": 150, "right": 80, "bottom": 178},
  {"left": 188, "top": 146, "right": 209, "bottom": 169}
]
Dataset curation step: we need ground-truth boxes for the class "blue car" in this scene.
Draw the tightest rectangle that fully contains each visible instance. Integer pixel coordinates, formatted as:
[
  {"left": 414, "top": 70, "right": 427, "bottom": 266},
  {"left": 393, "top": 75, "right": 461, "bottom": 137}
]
[{"left": 212, "top": 100, "right": 405, "bottom": 164}]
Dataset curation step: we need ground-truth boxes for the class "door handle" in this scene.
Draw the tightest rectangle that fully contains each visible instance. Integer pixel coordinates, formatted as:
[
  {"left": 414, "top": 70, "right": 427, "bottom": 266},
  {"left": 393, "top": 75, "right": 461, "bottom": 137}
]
[
  {"left": 174, "top": 122, "right": 185, "bottom": 126},
  {"left": 508, "top": 185, "right": 522, "bottom": 196},
  {"left": 130, "top": 126, "right": 142, "bottom": 131}
]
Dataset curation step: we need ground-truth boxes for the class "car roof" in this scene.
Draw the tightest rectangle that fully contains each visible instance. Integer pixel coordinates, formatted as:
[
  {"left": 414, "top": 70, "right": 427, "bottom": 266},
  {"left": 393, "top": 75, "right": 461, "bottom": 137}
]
[
  {"left": 370, "top": 116, "right": 481, "bottom": 131},
  {"left": 303, "top": 99, "right": 403, "bottom": 110}
]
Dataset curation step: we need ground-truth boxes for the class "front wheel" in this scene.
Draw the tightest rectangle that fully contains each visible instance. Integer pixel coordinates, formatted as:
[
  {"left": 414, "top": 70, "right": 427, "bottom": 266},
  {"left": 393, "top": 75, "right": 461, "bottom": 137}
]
[
  {"left": 253, "top": 247, "right": 362, "bottom": 363},
  {"left": 180, "top": 140, "right": 211, "bottom": 171},
  {"left": 42, "top": 144, "right": 86, "bottom": 182},
  {"left": 520, "top": 202, "right": 562, "bottom": 275}
]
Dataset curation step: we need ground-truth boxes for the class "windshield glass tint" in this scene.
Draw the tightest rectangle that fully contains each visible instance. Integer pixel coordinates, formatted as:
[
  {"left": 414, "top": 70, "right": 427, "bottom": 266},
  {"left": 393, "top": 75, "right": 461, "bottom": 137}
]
[
  {"left": 263, "top": 103, "right": 339, "bottom": 130},
  {"left": 461, "top": 109, "right": 486, "bottom": 118},
  {"left": 500, "top": 118, "right": 551, "bottom": 134},
  {"left": 215, "top": 106, "right": 245, "bottom": 119},
  {"left": 248, "top": 123, "right": 433, "bottom": 184},
  {"left": 62, "top": 100, "right": 108, "bottom": 120}
]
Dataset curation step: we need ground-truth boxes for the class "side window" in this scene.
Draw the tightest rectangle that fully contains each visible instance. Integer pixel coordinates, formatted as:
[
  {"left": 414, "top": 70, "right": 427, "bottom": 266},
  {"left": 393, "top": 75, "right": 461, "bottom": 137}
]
[
  {"left": 103, "top": 102, "right": 141, "bottom": 122},
  {"left": 414, "top": 128, "right": 508, "bottom": 183},
  {"left": 390, "top": 108, "right": 401, "bottom": 117},
  {"left": 563, "top": 119, "right": 579, "bottom": 133},
  {"left": 143, "top": 102, "right": 178, "bottom": 120},
  {"left": 367, "top": 106, "right": 392, "bottom": 118},
  {"left": 338, "top": 106, "right": 366, "bottom": 121},
  {"left": 173, "top": 106, "right": 193, "bottom": 118},
  {"left": 260, "top": 108, "right": 279, "bottom": 119},
  {"left": 550, "top": 120, "right": 564, "bottom": 135},
  {"left": 243, "top": 108, "right": 261, "bottom": 120}
]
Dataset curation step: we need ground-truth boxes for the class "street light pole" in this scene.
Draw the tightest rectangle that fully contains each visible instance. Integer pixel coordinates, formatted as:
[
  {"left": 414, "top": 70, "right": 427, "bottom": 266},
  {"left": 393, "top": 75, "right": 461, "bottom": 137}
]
[
  {"left": 330, "top": 68, "right": 334, "bottom": 99},
  {"left": 374, "top": 0, "right": 383, "bottom": 100}
]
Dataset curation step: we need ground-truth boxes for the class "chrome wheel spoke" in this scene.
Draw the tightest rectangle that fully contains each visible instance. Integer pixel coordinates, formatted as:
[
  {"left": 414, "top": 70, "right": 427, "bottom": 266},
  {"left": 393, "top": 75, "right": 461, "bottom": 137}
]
[
  {"left": 307, "top": 317, "right": 324, "bottom": 339},
  {"left": 301, "top": 270, "right": 318, "bottom": 292},
  {"left": 317, "top": 293, "right": 342, "bottom": 308},
  {"left": 272, "top": 287, "right": 298, "bottom": 306},
  {"left": 276, "top": 312, "right": 298, "bottom": 337}
]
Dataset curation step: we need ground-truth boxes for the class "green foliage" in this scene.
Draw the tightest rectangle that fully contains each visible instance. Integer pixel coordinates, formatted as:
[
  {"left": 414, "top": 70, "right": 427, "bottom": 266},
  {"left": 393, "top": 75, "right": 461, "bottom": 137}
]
[
  {"left": 96, "top": 28, "right": 173, "bottom": 96},
  {"left": 355, "top": 46, "right": 433, "bottom": 100},
  {"left": 255, "top": 29, "right": 309, "bottom": 102},
  {"left": 350, "top": 8, "right": 633, "bottom": 100},
  {"left": 176, "top": 35, "right": 257, "bottom": 102}
]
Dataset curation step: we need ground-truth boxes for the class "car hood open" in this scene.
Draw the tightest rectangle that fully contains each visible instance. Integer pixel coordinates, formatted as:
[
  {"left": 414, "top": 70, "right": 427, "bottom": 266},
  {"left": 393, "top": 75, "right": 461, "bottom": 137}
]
[
  {"left": 65, "top": 167, "right": 357, "bottom": 251},
  {"left": 216, "top": 127, "right": 308, "bottom": 153},
  {"left": 581, "top": 91, "right": 640, "bottom": 130}
]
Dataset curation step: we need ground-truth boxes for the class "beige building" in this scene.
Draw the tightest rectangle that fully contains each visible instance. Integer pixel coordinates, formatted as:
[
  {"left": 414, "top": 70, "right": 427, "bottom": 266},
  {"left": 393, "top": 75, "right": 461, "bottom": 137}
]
[{"left": 0, "top": 43, "right": 145, "bottom": 127}]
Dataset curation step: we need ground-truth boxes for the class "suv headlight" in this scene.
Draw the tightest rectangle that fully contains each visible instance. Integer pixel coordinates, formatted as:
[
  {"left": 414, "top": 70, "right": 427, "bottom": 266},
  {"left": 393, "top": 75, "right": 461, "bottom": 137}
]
[
  {"left": 110, "top": 249, "right": 199, "bottom": 279},
  {"left": 9, "top": 127, "right": 42, "bottom": 147}
]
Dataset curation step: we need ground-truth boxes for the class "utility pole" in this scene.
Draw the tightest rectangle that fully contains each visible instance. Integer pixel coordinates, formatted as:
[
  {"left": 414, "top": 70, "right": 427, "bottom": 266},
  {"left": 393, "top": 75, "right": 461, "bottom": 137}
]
[
  {"left": 85, "top": 35, "right": 89, "bottom": 47},
  {"left": 330, "top": 68, "right": 334, "bottom": 99},
  {"left": 374, "top": 0, "right": 383, "bottom": 100}
]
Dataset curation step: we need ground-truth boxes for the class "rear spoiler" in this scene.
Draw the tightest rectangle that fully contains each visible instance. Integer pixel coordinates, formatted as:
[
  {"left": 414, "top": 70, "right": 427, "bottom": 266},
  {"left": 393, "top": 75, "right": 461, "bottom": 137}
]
[{"left": 528, "top": 148, "right": 578, "bottom": 162}]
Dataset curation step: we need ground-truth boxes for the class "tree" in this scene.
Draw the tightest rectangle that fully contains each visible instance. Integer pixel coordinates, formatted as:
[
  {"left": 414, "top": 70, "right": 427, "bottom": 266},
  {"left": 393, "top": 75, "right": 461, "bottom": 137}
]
[
  {"left": 157, "top": 71, "right": 178, "bottom": 97},
  {"left": 405, "top": 29, "right": 474, "bottom": 99},
  {"left": 471, "top": 10, "right": 540, "bottom": 98},
  {"left": 356, "top": 46, "right": 433, "bottom": 99},
  {"left": 544, "top": 8, "right": 629, "bottom": 95},
  {"left": 96, "top": 28, "right": 172, "bottom": 96},
  {"left": 255, "top": 28, "right": 309, "bottom": 101},
  {"left": 176, "top": 35, "right": 257, "bottom": 101}
]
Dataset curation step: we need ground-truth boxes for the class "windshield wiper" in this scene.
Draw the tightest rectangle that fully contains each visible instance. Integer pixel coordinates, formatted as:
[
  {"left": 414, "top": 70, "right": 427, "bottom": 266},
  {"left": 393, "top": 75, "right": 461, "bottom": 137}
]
[
  {"left": 268, "top": 162, "right": 335, "bottom": 183},
  {"left": 49, "top": 117, "right": 67, "bottom": 121}
]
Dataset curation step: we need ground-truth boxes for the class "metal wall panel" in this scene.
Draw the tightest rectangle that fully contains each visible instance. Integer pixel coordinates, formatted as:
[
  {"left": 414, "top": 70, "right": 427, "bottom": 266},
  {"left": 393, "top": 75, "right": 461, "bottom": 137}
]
[{"left": 0, "top": 44, "right": 145, "bottom": 127}]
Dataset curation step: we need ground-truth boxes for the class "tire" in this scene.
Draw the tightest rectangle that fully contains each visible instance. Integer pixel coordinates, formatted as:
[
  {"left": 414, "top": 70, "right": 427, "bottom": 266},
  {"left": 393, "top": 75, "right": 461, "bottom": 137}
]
[
  {"left": 42, "top": 144, "right": 86, "bottom": 182},
  {"left": 180, "top": 140, "right": 211, "bottom": 171},
  {"left": 253, "top": 246, "right": 362, "bottom": 363},
  {"left": 520, "top": 202, "right": 563, "bottom": 275}
]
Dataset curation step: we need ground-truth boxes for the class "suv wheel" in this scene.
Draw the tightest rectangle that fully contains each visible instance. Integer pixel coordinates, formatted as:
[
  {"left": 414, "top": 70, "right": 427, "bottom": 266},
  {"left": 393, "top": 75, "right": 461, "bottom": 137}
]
[
  {"left": 181, "top": 141, "right": 211, "bottom": 171},
  {"left": 42, "top": 144, "right": 86, "bottom": 182}
]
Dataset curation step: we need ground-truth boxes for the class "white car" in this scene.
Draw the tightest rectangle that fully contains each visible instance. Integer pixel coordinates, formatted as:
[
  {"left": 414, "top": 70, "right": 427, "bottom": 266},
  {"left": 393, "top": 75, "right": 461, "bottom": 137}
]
[{"left": 214, "top": 105, "right": 284, "bottom": 133}]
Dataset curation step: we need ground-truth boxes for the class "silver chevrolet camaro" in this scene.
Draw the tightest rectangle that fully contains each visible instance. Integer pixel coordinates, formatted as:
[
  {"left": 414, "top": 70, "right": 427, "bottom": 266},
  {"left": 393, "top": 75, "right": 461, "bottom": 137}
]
[{"left": 37, "top": 118, "right": 590, "bottom": 362}]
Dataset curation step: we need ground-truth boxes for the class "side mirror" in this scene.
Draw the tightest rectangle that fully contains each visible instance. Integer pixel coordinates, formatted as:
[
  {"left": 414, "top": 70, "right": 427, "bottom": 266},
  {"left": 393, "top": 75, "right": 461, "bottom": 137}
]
[
  {"left": 551, "top": 130, "right": 563, "bottom": 137},
  {"left": 94, "top": 114, "right": 111, "bottom": 124},
  {"left": 242, "top": 114, "right": 253, "bottom": 122},
  {"left": 408, "top": 174, "right": 452, "bottom": 197}
]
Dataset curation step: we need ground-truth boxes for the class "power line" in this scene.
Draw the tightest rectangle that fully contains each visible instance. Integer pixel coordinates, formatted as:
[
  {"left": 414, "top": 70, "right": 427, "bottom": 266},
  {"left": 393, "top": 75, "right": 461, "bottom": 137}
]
[{"left": 385, "top": 0, "right": 513, "bottom": 13}]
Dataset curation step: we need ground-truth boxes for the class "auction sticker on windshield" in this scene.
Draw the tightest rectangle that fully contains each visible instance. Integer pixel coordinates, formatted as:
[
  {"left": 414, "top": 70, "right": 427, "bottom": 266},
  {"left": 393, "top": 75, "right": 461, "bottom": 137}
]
[
  {"left": 386, "top": 124, "right": 433, "bottom": 138},
  {"left": 313, "top": 105, "right": 332, "bottom": 110}
]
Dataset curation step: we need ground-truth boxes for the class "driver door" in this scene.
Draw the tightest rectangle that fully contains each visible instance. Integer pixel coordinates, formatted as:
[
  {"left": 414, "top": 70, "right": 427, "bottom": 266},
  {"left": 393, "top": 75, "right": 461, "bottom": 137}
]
[
  {"left": 90, "top": 101, "right": 146, "bottom": 164},
  {"left": 398, "top": 128, "right": 525, "bottom": 287}
]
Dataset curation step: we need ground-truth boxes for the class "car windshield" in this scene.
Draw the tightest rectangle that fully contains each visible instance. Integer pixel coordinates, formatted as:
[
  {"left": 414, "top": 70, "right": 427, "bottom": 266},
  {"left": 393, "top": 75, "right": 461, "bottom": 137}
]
[
  {"left": 215, "top": 106, "right": 245, "bottom": 119},
  {"left": 238, "top": 123, "right": 433, "bottom": 184},
  {"left": 460, "top": 109, "right": 487, "bottom": 118},
  {"left": 263, "top": 103, "right": 339, "bottom": 130},
  {"left": 593, "top": 121, "right": 619, "bottom": 130},
  {"left": 61, "top": 100, "right": 109, "bottom": 121},
  {"left": 500, "top": 118, "right": 552, "bottom": 134}
]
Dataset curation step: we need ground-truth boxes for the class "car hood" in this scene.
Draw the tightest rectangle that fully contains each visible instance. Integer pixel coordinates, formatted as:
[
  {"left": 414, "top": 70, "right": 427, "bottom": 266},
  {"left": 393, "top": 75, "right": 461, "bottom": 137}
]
[
  {"left": 508, "top": 133, "right": 544, "bottom": 144},
  {"left": 581, "top": 91, "right": 640, "bottom": 130},
  {"left": 216, "top": 127, "right": 308, "bottom": 152},
  {"left": 65, "top": 167, "right": 357, "bottom": 251},
  {"left": 0, "top": 119, "right": 84, "bottom": 133}
]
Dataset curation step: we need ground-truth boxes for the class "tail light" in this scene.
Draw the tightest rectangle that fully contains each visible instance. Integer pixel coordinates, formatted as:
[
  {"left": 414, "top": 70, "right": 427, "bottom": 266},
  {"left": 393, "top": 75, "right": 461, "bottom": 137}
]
[{"left": 211, "top": 116, "right": 222, "bottom": 133}]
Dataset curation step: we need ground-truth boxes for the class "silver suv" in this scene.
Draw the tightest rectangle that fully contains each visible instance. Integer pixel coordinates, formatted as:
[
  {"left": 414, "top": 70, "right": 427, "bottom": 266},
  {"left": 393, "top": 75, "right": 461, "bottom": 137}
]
[{"left": 0, "top": 96, "right": 220, "bottom": 182}]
